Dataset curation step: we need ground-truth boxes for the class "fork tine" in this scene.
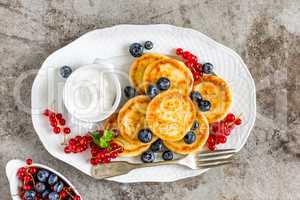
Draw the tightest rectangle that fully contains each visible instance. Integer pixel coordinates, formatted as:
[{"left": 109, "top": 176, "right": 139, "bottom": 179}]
[
  {"left": 199, "top": 149, "right": 236, "bottom": 157},
  {"left": 198, "top": 153, "right": 234, "bottom": 162},
  {"left": 197, "top": 159, "right": 233, "bottom": 169}
]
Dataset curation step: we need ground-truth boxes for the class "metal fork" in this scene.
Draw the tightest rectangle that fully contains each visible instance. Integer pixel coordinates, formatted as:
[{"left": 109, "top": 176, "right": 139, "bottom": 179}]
[{"left": 91, "top": 149, "right": 236, "bottom": 179}]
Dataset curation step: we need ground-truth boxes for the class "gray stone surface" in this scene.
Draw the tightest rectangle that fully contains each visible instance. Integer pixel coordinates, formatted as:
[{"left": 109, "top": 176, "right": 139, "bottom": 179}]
[{"left": 1, "top": 0, "right": 300, "bottom": 199}]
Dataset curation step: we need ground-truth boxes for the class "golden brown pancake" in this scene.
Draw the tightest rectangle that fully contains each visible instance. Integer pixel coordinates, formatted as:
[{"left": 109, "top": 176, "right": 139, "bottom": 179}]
[
  {"left": 143, "top": 58, "right": 194, "bottom": 96},
  {"left": 130, "top": 53, "right": 169, "bottom": 93},
  {"left": 117, "top": 95, "right": 156, "bottom": 142},
  {"left": 146, "top": 90, "right": 196, "bottom": 141},
  {"left": 163, "top": 112, "right": 209, "bottom": 154},
  {"left": 193, "top": 75, "right": 232, "bottom": 123},
  {"left": 104, "top": 113, "right": 151, "bottom": 157}
]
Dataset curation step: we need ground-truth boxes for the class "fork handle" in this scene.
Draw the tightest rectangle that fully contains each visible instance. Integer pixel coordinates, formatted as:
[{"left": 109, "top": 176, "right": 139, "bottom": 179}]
[{"left": 91, "top": 160, "right": 179, "bottom": 179}]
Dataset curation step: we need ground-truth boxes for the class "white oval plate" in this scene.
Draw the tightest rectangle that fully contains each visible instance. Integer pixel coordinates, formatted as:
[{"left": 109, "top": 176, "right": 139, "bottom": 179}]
[
  {"left": 31, "top": 24, "right": 256, "bottom": 183},
  {"left": 6, "top": 159, "right": 81, "bottom": 199}
]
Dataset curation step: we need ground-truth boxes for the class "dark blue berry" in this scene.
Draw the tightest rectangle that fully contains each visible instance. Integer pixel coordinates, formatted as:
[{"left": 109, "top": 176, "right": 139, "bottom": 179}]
[
  {"left": 48, "top": 174, "right": 58, "bottom": 185},
  {"left": 150, "top": 139, "right": 163, "bottom": 152},
  {"left": 162, "top": 150, "right": 173, "bottom": 161},
  {"left": 37, "top": 170, "right": 49, "bottom": 182},
  {"left": 198, "top": 99, "right": 211, "bottom": 112},
  {"left": 156, "top": 77, "right": 170, "bottom": 91},
  {"left": 138, "top": 128, "right": 153, "bottom": 143},
  {"left": 141, "top": 151, "right": 155, "bottom": 163},
  {"left": 124, "top": 86, "right": 137, "bottom": 98},
  {"left": 144, "top": 41, "right": 154, "bottom": 50},
  {"left": 191, "top": 120, "right": 199, "bottom": 130},
  {"left": 24, "top": 190, "right": 36, "bottom": 200},
  {"left": 53, "top": 181, "right": 64, "bottom": 193},
  {"left": 202, "top": 63, "right": 214, "bottom": 74},
  {"left": 42, "top": 190, "right": 50, "bottom": 199},
  {"left": 190, "top": 91, "right": 202, "bottom": 102},
  {"left": 184, "top": 131, "right": 196, "bottom": 144},
  {"left": 35, "top": 182, "right": 46, "bottom": 193},
  {"left": 129, "top": 43, "right": 144, "bottom": 57},
  {"left": 48, "top": 192, "right": 60, "bottom": 200},
  {"left": 147, "top": 84, "right": 159, "bottom": 99},
  {"left": 60, "top": 66, "right": 72, "bottom": 78}
]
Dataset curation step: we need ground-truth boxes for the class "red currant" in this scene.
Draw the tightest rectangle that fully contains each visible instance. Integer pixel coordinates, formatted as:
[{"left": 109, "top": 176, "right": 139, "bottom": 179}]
[
  {"left": 103, "top": 157, "right": 111, "bottom": 163},
  {"left": 176, "top": 48, "right": 183, "bottom": 55},
  {"left": 60, "top": 191, "right": 67, "bottom": 198},
  {"left": 90, "top": 158, "right": 98, "bottom": 166},
  {"left": 63, "top": 127, "right": 71, "bottom": 134},
  {"left": 64, "top": 146, "right": 71, "bottom": 154},
  {"left": 55, "top": 113, "right": 63, "bottom": 119},
  {"left": 43, "top": 109, "right": 51, "bottom": 116},
  {"left": 23, "top": 175, "right": 31, "bottom": 183},
  {"left": 23, "top": 185, "right": 32, "bottom": 191},
  {"left": 208, "top": 143, "right": 216, "bottom": 151},
  {"left": 207, "top": 136, "right": 215, "bottom": 145},
  {"left": 17, "top": 171, "right": 25, "bottom": 179},
  {"left": 18, "top": 167, "right": 26, "bottom": 173},
  {"left": 74, "top": 195, "right": 81, "bottom": 200},
  {"left": 225, "top": 113, "right": 235, "bottom": 122},
  {"left": 59, "top": 118, "right": 66, "bottom": 126},
  {"left": 29, "top": 167, "right": 37, "bottom": 174},
  {"left": 216, "top": 135, "right": 227, "bottom": 144},
  {"left": 50, "top": 120, "right": 58, "bottom": 127},
  {"left": 53, "top": 127, "right": 61, "bottom": 134},
  {"left": 26, "top": 159, "right": 32, "bottom": 165},
  {"left": 235, "top": 118, "right": 242, "bottom": 125},
  {"left": 182, "top": 51, "right": 191, "bottom": 59}
]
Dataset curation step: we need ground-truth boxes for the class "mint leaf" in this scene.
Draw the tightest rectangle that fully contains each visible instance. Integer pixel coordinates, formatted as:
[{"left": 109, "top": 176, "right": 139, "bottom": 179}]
[
  {"left": 100, "top": 138, "right": 109, "bottom": 148},
  {"left": 103, "top": 130, "right": 113, "bottom": 142},
  {"left": 90, "top": 131, "right": 101, "bottom": 146}
]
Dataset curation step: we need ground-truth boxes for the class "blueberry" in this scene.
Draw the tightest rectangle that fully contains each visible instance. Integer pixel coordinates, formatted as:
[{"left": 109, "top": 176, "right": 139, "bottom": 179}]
[
  {"left": 37, "top": 170, "right": 49, "bottom": 182},
  {"left": 129, "top": 43, "right": 144, "bottom": 57},
  {"left": 156, "top": 77, "right": 170, "bottom": 91},
  {"left": 48, "top": 192, "right": 60, "bottom": 200},
  {"left": 42, "top": 190, "right": 50, "bottom": 199},
  {"left": 48, "top": 174, "right": 58, "bottom": 185},
  {"left": 202, "top": 63, "right": 214, "bottom": 74},
  {"left": 198, "top": 99, "right": 211, "bottom": 112},
  {"left": 191, "top": 120, "right": 199, "bottom": 130},
  {"left": 141, "top": 151, "right": 155, "bottom": 163},
  {"left": 60, "top": 66, "right": 72, "bottom": 78},
  {"left": 124, "top": 86, "right": 137, "bottom": 98},
  {"left": 53, "top": 181, "right": 64, "bottom": 193},
  {"left": 138, "top": 128, "right": 153, "bottom": 143},
  {"left": 144, "top": 41, "right": 153, "bottom": 50},
  {"left": 184, "top": 131, "right": 196, "bottom": 144},
  {"left": 35, "top": 182, "right": 46, "bottom": 193},
  {"left": 146, "top": 84, "right": 159, "bottom": 99},
  {"left": 190, "top": 91, "right": 202, "bottom": 102},
  {"left": 150, "top": 139, "right": 163, "bottom": 152},
  {"left": 24, "top": 190, "right": 36, "bottom": 200},
  {"left": 162, "top": 150, "right": 174, "bottom": 161}
]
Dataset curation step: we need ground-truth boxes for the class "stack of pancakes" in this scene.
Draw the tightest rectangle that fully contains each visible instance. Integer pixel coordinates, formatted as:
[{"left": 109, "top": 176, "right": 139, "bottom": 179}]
[{"left": 104, "top": 54, "right": 233, "bottom": 157}]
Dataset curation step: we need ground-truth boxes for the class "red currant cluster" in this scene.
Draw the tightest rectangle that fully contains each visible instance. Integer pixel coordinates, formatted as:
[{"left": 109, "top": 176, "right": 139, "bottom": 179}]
[
  {"left": 17, "top": 159, "right": 80, "bottom": 200},
  {"left": 90, "top": 142, "right": 123, "bottom": 166},
  {"left": 176, "top": 48, "right": 202, "bottom": 81},
  {"left": 63, "top": 131, "right": 123, "bottom": 165},
  {"left": 64, "top": 135, "right": 92, "bottom": 154},
  {"left": 207, "top": 113, "right": 242, "bottom": 151},
  {"left": 43, "top": 109, "right": 71, "bottom": 135}
]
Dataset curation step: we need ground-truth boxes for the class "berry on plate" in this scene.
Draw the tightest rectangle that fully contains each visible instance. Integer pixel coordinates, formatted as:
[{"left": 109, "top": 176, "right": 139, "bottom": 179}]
[
  {"left": 129, "top": 43, "right": 144, "bottom": 57},
  {"left": 60, "top": 66, "right": 72, "bottom": 78},
  {"left": 146, "top": 84, "right": 159, "bottom": 99},
  {"left": 138, "top": 129, "right": 153, "bottom": 143},
  {"left": 141, "top": 151, "right": 155, "bottom": 163},
  {"left": 162, "top": 150, "right": 174, "bottom": 161},
  {"left": 156, "top": 77, "right": 171, "bottom": 91},
  {"left": 184, "top": 131, "right": 196, "bottom": 144},
  {"left": 124, "top": 86, "right": 137, "bottom": 98},
  {"left": 144, "top": 41, "right": 153, "bottom": 50}
]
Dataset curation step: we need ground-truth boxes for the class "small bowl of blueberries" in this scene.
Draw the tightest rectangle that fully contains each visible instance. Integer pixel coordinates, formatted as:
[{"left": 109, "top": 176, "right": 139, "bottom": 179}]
[{"left": 6, "top": 159, "right": 81, "bottom": 200}]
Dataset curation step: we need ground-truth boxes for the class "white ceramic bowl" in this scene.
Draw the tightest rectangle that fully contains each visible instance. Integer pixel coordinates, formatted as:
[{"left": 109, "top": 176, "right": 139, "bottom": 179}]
[
  {"left": 63, "top": 63, "right": 121, "bottom": 123},
  {"left": 6, "top": 159, "right": 82, "bottom": 200}
]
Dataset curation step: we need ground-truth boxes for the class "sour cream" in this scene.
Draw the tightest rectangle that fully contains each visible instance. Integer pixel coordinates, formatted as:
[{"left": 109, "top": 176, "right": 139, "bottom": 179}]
[{"left": 63, "top": 64, "right": 121, "bottom": 122}]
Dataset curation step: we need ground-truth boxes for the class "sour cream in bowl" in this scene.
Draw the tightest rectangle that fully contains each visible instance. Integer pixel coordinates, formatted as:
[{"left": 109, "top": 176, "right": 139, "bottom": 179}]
[{"left": 63, "top": 63, "right": 121, "bottom": 123}]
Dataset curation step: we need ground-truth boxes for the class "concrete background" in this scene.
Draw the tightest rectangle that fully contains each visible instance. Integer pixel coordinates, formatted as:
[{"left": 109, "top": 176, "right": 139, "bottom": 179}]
[{"left": 1, "top": 0, "right": 300, "bottom": 199}]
